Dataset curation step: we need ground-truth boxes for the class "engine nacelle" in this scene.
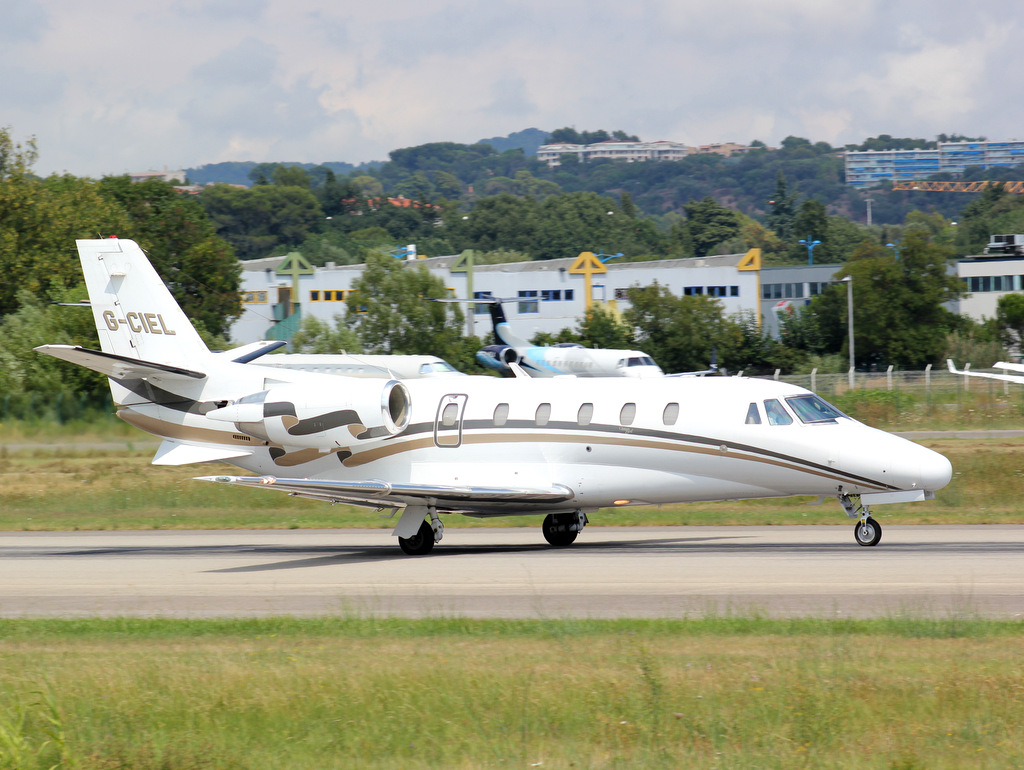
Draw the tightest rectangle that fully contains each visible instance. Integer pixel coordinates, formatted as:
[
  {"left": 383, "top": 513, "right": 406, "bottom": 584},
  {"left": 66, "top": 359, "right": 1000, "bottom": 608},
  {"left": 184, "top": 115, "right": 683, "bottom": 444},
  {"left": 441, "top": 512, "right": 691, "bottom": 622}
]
[
  {"left": 475, "top": 345, "right": 519, "bottom": 373},
  {"left": 206, "top": 379, "right": 411, "bottom": 449}
]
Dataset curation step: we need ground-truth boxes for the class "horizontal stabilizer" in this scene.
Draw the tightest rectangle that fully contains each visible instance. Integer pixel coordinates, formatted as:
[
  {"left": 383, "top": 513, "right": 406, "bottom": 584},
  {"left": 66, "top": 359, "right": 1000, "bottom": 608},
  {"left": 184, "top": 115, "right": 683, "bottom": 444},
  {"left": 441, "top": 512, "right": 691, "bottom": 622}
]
[
  {"left": 35, "top": 345, "right": 207, "bottom": 381},
  {"left": 153, "top": 440, "right": 253, "bottom": 466},
  {"left": 216, "top": 340, "right": 288, "bottom": 364}
]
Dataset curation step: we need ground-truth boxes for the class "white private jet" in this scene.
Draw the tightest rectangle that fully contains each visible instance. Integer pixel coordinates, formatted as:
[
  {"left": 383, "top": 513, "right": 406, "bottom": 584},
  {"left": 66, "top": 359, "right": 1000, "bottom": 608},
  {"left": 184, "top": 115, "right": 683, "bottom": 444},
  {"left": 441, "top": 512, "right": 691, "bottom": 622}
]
[
  {"left": 37, "top": 239, "right": 952, "bottom": 555},
  {"left": 467, "top": 295, "right": 665, "bottom": 378}
]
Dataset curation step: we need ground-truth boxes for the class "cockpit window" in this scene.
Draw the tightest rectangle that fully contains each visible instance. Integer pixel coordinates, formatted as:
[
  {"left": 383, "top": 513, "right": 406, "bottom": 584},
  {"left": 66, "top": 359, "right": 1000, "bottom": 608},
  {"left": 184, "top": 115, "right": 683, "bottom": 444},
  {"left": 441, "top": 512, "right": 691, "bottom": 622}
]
[
  {"left": 763, "top": 399, "right": 793, "bottom": 425},
  {"left": 785, "top": 395, "right": 845, "bottom": 424},
  {"left": 626, "top": 356, "right": 657, "bottom": 367},
  {"left": 744, "top": 402, "right": 762, "bottom": 424}
]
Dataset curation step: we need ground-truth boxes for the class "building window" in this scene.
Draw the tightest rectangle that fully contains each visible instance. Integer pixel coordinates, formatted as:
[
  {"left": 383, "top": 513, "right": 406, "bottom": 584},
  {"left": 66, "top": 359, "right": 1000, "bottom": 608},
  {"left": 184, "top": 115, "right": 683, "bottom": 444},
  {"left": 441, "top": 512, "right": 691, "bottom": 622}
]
[
  {"left": 518, "top": 290, "right": 538, "bottom": 314},
  {"left": 730, "top": 286, "right": 740, "bottom": 297},
  {"left": 684, "top": 286, "right": 704, "bottom": 296},
  {"left": 473, "top": 291, "right": 492, "bottom": 314},
  {"left": 614, "top": 288, "right": 629, "bottom": 300},
  {"left": 707, "top": 286, "right": 728, "bottom": 297},
  {"left": 564, "top": 289, "right": 574, "bottom": 300},
  {"left": 240, "top": 291, "right": 268, "bottom": 303},
  {"left": 541, "top": 290, "right": 562, "bottom": 301},
  {"left": 309, "top": 290, "right": 320, "bottom": 302}
]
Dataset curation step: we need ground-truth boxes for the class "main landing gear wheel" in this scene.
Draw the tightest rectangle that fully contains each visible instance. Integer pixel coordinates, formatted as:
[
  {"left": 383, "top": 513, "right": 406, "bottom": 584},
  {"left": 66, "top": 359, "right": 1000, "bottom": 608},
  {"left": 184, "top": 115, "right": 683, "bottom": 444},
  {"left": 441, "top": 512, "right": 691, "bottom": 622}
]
[
  {"left": 399, "top": 519, "right": 436, "bottom": 555},
  {"left": 542, "top": 513, "right": 579, "bottom": 547},
  {"left": 854, "top": 517, "right": 882, "bottom": 547}
]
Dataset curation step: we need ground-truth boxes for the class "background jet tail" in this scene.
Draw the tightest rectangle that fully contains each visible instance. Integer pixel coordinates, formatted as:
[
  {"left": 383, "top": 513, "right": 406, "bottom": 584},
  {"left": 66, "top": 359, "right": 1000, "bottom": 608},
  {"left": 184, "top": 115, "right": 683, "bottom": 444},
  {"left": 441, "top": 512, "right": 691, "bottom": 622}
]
[{"left": 76, "top": 238, "right": 210, "bottom": 365}]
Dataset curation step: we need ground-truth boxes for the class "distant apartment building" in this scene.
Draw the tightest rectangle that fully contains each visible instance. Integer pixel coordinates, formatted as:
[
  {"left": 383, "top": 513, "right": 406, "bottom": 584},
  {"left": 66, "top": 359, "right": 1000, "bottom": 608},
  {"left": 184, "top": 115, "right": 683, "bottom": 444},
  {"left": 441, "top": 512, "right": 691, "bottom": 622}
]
[
  {"left": 845, "top": 141, "right": 1024, "bottom": 188},
  {"left": 697, "top": 142, "right": 751, "bottom": 158},
  {"left": 129, "top": 168, "right": 186, "bottom": 184},
  {"left": 537, "top": 140, "right": 692, "bottom": 166}
]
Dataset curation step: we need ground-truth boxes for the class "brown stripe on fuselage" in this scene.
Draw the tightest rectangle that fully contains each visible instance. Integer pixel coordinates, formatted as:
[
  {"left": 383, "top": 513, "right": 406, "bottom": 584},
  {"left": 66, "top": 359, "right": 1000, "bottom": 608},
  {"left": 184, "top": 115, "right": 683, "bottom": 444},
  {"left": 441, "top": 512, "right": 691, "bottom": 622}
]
[
  {"left": 340, "top": 427, "right": 893, "bottom": 491},
  {"left": 118, "top": 410, "right": 262, "bottom": 446}
]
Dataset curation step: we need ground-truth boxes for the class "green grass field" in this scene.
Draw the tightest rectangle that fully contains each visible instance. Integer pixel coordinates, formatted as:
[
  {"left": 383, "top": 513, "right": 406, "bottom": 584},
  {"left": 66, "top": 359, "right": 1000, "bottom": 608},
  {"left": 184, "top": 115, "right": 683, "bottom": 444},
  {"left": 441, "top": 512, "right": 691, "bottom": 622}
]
[{"left": 0, "top": 617, "right": 1022, "bottom": 769}]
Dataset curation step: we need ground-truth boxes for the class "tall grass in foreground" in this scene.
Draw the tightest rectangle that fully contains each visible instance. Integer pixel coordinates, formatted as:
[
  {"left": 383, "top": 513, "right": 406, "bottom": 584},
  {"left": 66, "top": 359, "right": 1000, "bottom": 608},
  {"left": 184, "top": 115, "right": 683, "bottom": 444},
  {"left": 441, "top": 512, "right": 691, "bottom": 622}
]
[{"left": 0, "top": 617, "right": 1020, "bottom": 768}]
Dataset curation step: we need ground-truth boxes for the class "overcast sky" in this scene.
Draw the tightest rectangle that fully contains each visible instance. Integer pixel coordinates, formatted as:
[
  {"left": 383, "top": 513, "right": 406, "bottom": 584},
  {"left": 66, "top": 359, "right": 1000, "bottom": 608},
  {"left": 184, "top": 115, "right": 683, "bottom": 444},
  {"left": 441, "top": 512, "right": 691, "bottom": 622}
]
[{"left": 5, "top": 0, "right": 1022, "bottom": 178}]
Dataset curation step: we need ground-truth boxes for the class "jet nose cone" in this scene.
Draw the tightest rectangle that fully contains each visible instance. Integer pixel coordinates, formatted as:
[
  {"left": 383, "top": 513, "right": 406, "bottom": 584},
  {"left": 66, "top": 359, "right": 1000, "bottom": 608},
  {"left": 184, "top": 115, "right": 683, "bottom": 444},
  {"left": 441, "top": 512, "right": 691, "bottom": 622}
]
[{"left": 920, "top": 449, "right": 953, "bottom": 491}]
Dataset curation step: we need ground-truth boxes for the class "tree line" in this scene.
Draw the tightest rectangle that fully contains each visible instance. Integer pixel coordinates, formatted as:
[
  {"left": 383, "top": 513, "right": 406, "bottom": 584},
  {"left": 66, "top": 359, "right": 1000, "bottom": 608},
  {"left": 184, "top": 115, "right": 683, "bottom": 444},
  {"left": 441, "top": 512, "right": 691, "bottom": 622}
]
[{"left": 5, "top": 125, "right": 1024, "bottom": 421}]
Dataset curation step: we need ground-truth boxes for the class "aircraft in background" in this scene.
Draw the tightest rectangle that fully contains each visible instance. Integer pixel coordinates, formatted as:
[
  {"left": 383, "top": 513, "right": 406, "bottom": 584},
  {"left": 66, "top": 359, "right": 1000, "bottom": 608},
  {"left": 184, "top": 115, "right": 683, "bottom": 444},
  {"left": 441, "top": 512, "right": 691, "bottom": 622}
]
[
  {"left": 947, "top": 359, "right": 1024, "bottom": 384},
  {"left": 38, "top": 239, "right": 951, "bottom": 555},
  {"left": 257, "top": 353, "right": 465, "bottom": 379},
  {"left": 457, "top": 295, "right": 665, "bottom": 378}
]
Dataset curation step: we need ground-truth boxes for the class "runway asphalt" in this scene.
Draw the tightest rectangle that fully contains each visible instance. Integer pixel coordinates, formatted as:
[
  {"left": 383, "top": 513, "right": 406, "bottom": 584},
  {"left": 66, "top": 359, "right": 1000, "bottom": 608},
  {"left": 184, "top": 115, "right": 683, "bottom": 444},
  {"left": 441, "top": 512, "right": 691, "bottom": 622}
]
[{"left": 1, "top": 525, "right": 1021, "bottom": 620}]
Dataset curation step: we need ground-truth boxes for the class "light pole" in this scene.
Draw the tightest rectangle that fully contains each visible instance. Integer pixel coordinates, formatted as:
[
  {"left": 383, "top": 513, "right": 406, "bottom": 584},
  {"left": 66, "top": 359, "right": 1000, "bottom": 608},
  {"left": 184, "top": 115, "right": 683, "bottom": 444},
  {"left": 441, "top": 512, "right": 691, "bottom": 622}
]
[
  {"left": 842, "top": 276, "right": 854, "bottom": 388},
  {"left": 799, "top": 237, "right": 821, "bottom": 265}
]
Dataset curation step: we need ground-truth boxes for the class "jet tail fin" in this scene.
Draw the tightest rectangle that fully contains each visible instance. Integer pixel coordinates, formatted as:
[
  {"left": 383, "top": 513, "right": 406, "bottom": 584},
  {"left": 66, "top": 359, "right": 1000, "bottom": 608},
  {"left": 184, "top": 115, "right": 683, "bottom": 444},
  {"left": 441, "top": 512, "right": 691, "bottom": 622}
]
[{"left": 76, "top": 238, "right": 211, "bottom": 365}]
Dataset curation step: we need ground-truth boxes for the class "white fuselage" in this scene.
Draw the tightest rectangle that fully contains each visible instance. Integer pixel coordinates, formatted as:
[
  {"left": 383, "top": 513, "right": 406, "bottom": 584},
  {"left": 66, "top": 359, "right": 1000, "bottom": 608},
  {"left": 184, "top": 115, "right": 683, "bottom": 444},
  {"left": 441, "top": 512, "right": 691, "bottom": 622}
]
[{"left": 116, "top": 365, "right": 950, "bottom": 515}]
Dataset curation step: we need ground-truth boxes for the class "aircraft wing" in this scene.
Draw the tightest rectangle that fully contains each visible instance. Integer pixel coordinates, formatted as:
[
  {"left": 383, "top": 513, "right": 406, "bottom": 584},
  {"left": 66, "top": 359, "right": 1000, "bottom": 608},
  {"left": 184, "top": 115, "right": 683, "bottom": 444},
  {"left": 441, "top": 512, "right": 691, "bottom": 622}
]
[
  {"left": 946, "top": 359, "right": 1024, "bottom": 384},
  {"left": 35, "top": 345, "right": 207, "bottom": 381},
  {"left": 196, "top": 475, "right": 576, "bottom": 515}
]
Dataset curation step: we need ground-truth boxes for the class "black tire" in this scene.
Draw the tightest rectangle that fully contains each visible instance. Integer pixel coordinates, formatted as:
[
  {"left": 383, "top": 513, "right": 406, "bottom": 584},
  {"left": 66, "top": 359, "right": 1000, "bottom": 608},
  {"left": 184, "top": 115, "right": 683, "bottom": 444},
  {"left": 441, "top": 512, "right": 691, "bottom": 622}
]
[
  {"left": 854, "top": 517, "right": 882, "bottom": 547},
  {"left": 542, "top": 513, "right": 579, "bottom": 547},
  {"left": 398, "top": 519, "right": 436, "bottom": 555}
]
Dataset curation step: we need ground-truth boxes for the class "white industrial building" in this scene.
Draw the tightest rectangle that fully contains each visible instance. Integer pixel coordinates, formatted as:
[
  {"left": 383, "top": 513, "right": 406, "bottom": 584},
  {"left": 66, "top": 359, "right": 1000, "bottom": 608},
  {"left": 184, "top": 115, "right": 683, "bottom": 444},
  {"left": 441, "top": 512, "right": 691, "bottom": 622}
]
[{"left": 230, "top": 250, "right": 856, "bottom": 346}]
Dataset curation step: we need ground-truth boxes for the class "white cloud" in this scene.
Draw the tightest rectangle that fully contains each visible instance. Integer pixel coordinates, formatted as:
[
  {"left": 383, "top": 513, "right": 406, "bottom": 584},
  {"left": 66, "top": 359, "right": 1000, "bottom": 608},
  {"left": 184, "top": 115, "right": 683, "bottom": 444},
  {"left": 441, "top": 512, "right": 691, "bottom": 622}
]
[{"left": 4, "top": 0, "right": 1023, "bottom": 177}]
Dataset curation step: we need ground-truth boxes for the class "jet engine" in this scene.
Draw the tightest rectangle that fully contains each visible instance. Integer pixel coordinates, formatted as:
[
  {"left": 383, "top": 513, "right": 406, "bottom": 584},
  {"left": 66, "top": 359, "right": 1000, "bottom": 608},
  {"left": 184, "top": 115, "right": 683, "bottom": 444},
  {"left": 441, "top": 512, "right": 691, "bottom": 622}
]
[
  {"left": 476, "top": 345, "right": 519, "bottom": 373},
  {"left": 205, "top": 379, "right": 411, "bottom": 449}
]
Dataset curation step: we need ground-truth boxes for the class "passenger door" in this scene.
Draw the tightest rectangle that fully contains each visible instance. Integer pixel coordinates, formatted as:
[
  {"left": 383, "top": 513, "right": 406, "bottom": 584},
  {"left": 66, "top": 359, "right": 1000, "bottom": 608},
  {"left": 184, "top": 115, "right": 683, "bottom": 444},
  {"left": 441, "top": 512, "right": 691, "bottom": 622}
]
[{"left": 434, "top": 394, "right": 468, "bottom": 448}]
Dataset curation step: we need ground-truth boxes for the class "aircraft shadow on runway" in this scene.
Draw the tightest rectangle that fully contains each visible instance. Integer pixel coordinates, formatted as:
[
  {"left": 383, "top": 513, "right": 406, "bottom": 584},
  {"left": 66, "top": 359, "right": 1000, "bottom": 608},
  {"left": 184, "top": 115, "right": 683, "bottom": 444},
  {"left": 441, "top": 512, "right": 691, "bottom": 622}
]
[{"left": 26, "top": 536, "right": 1018, "bottom": 574}]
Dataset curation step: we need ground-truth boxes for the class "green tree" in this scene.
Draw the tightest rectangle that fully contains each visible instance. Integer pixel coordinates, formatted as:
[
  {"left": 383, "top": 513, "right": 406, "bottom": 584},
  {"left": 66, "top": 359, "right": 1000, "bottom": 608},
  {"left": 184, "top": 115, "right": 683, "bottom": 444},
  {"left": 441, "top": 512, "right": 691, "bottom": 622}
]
[
  {"left": 0, "top": 148, "right": 131, "bottom": 315},
  {"left": 0, "top": 288, "right": 108, "bottom": 410},
  {"left": 97, "top": 176, "right": 242, "bottom": 337},
  {"left": 623, "top": 283, "right": 742, "bottom": 372},
  {"left": 578, "top": 303, "right": 634, "bottom": 349},
  {"left": 272, "top": 165, "right": 311, "bottom": 188},
  {"left": 288, "top": 315, "right": 362, "bottom": 353},
  {"left": 680, "top": 197, "right": 741, "bottom": 257},
  {"left": 766, "top": 172, "right": 797, "bottom": 240},
  {"left": 994, "top": 293, "right": 1024, "bottom": 351},
  {"left": 345, "top": 253, "right": 465, "bottom": 357},
  {"left": 802, "top": 233, "right": 963, "bottom": 368},
  {"left": 200, "top": 184, "right": 324, "bottom": 259}
]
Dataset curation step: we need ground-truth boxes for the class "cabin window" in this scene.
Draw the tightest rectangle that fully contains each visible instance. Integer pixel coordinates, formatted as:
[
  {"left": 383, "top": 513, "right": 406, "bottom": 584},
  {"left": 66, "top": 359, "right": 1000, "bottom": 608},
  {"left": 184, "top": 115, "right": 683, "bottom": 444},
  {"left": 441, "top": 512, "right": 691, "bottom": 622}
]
[
  {"left": 535, "top": 403, "right": 551, "bottom": 426},
  {"left": 786, "top": 395, "right": 844, "bottom": 424},
  {"left": 493, "top": 403, "right": 509, "bottom": 426},
  {"left": 745, "top": 402, "right": 762, "bottom": 424},
  {"left": 440, "top": 403, "right": 460, "bottom": 427},
  {"left": 663, "top": 403, "right": 679, "bottom": 425},
  {"left": 763, "top": 399, "right": 793, "bottom": 425},
  {"left": 578, "top": 403, "right": 594, "bottom": 426},
  {"left": 619, "top": 403, "right": 636, "bottom": 426}
]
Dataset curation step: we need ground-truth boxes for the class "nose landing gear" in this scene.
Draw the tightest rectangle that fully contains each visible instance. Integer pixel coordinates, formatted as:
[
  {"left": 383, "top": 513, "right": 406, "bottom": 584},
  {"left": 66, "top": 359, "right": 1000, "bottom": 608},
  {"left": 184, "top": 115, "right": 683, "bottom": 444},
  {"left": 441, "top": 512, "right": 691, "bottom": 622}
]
[{"left": 838, "top": 493, "right": 882, "bottom": 547}]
